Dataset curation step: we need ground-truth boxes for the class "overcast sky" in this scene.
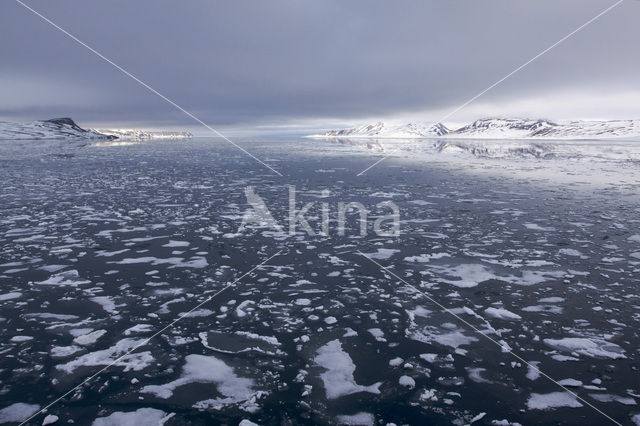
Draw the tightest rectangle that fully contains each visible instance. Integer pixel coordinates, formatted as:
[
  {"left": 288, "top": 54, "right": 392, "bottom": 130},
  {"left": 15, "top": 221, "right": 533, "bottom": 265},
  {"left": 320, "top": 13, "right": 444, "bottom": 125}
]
[{"left": 1, "top": 0, "right": 638, "bottom": 134}]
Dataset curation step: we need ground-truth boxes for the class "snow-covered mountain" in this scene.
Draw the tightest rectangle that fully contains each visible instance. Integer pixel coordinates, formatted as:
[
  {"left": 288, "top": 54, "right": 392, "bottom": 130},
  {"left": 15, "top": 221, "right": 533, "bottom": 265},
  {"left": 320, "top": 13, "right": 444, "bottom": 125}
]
[
  {"left": 0, "top": 118, "right": 194, "bottom": 141},
  {"left": 310, "top": 118, "right": 640, "bottom": 140},
  {"left": 318, "top": 121, "right": 449, "bottom": 138},
  {"left": 94, "top": 129, "right": 193, "bottom": 140},
  {"left": 0, "top": 118, "right": 115, "bottom": 140}
]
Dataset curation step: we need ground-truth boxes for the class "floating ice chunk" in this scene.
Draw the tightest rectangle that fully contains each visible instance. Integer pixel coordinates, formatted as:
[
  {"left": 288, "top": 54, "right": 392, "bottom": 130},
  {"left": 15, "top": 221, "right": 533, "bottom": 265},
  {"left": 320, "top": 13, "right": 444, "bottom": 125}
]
[
  {"left": 525, "top": 361, "right": 541, "bottom": 381},
  {"left": 58, "top": 338, "right": 154, "bottom": 373},
  {"left": 484, "top": 307, "right": 522, "bottom": 321},
  {"left": 91, "top": 296, "right": 118, "bottom": 314},
  {"left": 558, "top": 248, "right": 587, "bottom": 258},
  {"left": 389, "top": 357, "right": 403, "bottom": 367},
  {"left": 367, "top": 328, "right": 386, "bottom": 342},
  {"left": 430, "top": 264, "right": 497, "bottom": 288},
  {"left": 361, "top": 249, "right": 400, "bottom": 260},
  {"left": 50, "top": 345, "right": 83, "bottom": 358},
  {"left": 524, "top": 223, "right": 555, "bottom": 232},
  {"left": 419, "top": 353, "right": 438, "bottom": 363},
  {"left": 557, "top": 378, "right": 582, "bottom": 387},
  {"left": 315, "top": 340, "right": 381, "bottom": 399},
  {"left": 24, "top": 313, "right": 79, "bottom": 321},
  {"left": 10, "top": 335, "right": 33, "bottom": 342},
  {"left": 162, "top": 240, "right": 190, "bottom": 247},
  {"left": 110, "top": 256, "right": 207, "bottom": 268},
  {"left": 335, "top": 412, "right": 375, "bottom": 426},
  {"left": 95, "top": 249, "right": 129, "bottom": 257},
  {"left": 36, "top": 270, "right": 90, "bottom": 287},
  {"left": 239, "top": 420, "right": 260, "bottom": 426},
  {"left": 124, "top": 324, "right": 153, "bottom": 336},
  {"left": 73, "top": 330, "right": 107, "bottom": 346},
  {"left": 467, "top": 368, "right": 493, "bottom": 384},
  {"left": 589, "top": 394, "right": 637, "bottom": 405},
  {"left": 543, "top": 337, "right": 626, "bottom": 359},
  {"left": 469, "top": 412, "right": 486, "bottom": 424},
  {"left": 343, "top": 328, "right": 358, "bottom": 337},
  {"left": 0, "top": 403, "right": 40, "bottom": 423},
  {"left": 409, "top": 327, "right": 478, "bottom": 350},
  {"left": 43, "top": 414, "right": 59, "bottom": 425},
  {"left": 0, "top": 292, "right": 22, "bottom": 301},
  {"left": 627, "top": 235, "right": 640, "bottom": 243},
  {"left": 235, "top": 300, "right": 254, "bottom": 318},
  {"left": 141, "top": 354, "right": 254, "bottom": 404},
  {"left": 324, "top": 316, "right": 337, "bottom": 325},
  {"left": 295, "top": 298, "right": 311, "bottom": 306},
  {"left": 399, "top": 375, "right": 415, "bottom": 388},
  {"left": 235, "top": 331, "right": 280, "bottom": 346},
  {"left": 408, "top": 200, "right": 434, "bottom": 206},
  {"left": 92, "top": 408, "right": 173, "bottom": 426},
  {"left": 404, "top": 253, "right": 450, "bottom": 263},
  {"left": 526, "top": 392, "right": 583, "bottom": 410},
  {"left": 538, "top": 297, "right": 564, "bottom": 303}
]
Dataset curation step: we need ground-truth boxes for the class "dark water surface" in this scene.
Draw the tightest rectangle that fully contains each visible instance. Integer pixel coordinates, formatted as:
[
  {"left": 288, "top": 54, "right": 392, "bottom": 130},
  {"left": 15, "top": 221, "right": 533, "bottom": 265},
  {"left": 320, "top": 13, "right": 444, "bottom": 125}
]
[{"left": 0, "top": 137, "right": 639, "bottom": 425}]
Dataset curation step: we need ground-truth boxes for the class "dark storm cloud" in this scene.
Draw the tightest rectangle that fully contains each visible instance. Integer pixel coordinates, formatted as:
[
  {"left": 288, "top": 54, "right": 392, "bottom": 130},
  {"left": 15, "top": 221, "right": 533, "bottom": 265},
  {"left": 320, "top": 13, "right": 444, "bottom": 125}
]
[{"left": 1, "top": 0, "right": 638, "bottom": 130}]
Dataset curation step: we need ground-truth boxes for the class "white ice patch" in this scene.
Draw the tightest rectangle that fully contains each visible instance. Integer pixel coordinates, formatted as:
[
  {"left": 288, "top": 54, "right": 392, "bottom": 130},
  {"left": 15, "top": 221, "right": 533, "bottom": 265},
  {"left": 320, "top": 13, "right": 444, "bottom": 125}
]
[
  {"left": 58, "top": 338, "right": 154, "bottom": 373},
  {"left": 314, "top": 339, "right": 381, "bottom": 399},
  {"left": 324, "top": 316, "right": 337, "bottom": 325},
  {"left": 526, "top": 392, "right": 583, "bottom": 410},
  {"left": 558, "top": 248, "right": 587, "bottom": 258},
  {"left": 367, "top": 328, "right": 386, "bottom": 342},
  {"left": 336, "top": 412, "right": 375, "bottom": 425},
  {"left": 73, "top": 329, "right": 107, "bottom": 346},
  {"left": 428, "top": 263, "right": 564, "bottom": 288},
  {"left": 109, "top": 256, "right": 207, "bottom": 268},
  {"left": 524, "top": 223, "right": 556, "bottom": 232},
  {"left": 92, "top": 407, "right": 173, "bottom": 426},
  {"left": 589, "top": 393, "right": 637, "bottom": 405},
  {"left": 399, "top": 375, "right": 415, "bottom": 388},
  {"left": 0, "top": 403, "right": 40, "bottom": 423},
  {"left": 404, "top": 253, "right": 450, "bottom": 263},
  {"left": 484, "top": 307, "right": 522, "bottom": 321},
  {"left": 544, "top": 337, "right": 626, "bottom": 359},
  {"left": 361, "top": 249, "right": 400, "bottom": 260},
  {"left": 525, "top": 361, "right": 541, "bottom": 381},
  {"left": 35, "top": 269, "right": 90, "bottom": 287},
  {"left": 431, "top": 264, "right": 496, "bottom": 288},
  {"left": 91, "top": 296, "right": 118, "bottom": 314},
  {"left": 162, "top": 240, "right": 190, "bottom": 248},
  {"left": 141, "top": 354, "right": 255, "bottom": 408},
  {"left": 50, "top": 345, "right": 83, "bottom": 358},
  {"left": 0, "top": 292, "right": 22, "bottom": 301}
]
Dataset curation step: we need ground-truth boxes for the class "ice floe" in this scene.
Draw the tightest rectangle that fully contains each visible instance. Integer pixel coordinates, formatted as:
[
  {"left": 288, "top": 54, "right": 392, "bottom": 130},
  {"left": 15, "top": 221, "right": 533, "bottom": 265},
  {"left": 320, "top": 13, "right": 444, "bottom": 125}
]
[{"left": 314, "top": 340, "right": 381, "bottom": 399}]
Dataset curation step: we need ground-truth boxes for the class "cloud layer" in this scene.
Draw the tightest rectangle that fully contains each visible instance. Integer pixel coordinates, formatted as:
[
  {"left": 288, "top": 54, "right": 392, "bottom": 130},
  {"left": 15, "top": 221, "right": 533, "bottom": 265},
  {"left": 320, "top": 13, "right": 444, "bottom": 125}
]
[{"left": 1, "top": 0, "right": 638, "bottom": 132}]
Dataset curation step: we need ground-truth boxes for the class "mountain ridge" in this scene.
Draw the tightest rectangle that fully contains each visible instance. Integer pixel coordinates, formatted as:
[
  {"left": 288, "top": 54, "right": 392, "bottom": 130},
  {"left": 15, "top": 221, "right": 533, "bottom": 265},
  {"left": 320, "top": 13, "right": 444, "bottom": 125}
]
[
  {"left": 0, "top": 117, "right": 116, "bottom": 141},
  {"left": 309, "top": 118, "right": 640, "bottom": 140},
  {"left": 0, "top": 118, "right": 193, "bottom": 141}
]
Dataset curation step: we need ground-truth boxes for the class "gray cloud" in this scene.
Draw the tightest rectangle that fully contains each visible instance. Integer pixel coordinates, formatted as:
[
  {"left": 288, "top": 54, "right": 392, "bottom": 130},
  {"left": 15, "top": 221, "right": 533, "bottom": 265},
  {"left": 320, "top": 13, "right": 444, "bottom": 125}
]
[{"left": 1, "top": 0, "right": 638, "bottom": 132}]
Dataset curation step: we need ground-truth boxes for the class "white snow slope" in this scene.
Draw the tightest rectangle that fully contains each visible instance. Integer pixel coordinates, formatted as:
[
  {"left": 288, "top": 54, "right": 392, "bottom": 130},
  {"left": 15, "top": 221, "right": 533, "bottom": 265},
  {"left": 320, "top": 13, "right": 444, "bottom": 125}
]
[
  {"left": 0, "top": 118, "right": 192, "bottom": 141},
  {"left": 0, "top": 118, "right": 114, "bottom": 141},
  {"left": 309, "top": 118, "right": 640, "bottom": 140},
  {"left": 94, "top": 129, "right": 193, "bottom": 140}
]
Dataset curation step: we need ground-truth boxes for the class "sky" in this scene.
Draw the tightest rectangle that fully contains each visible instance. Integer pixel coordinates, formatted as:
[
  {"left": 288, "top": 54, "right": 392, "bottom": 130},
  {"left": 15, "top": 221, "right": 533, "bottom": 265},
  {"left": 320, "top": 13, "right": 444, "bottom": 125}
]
[{"left": 1, "top": 0, "right": 639, "bottom": 135}]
